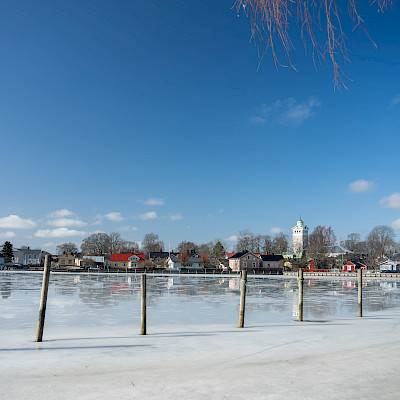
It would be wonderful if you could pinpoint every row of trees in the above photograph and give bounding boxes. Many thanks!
[235,230,289,254]
[58,233,227,262]
[340,226,399,268]
[57,233,140,257]
[306,225,399,268]
[174,240,226,261]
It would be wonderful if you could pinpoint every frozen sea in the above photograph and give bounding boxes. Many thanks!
[2,271,400,331]
[2,271,400,399]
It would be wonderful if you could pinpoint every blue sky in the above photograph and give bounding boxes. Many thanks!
[0,0,399,252]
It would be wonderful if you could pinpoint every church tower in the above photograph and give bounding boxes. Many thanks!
[292,216,308,255]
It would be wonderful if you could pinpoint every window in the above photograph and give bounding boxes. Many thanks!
[114,262,118,267]
[247,255,250,260]
[123,262,126,267]
[243,262,247,268]
[252,262,256,268]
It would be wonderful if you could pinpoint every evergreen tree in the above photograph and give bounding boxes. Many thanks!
[2,241,14,264]
[212,241,226,260]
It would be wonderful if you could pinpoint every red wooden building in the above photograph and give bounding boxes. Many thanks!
[342,261,367,272]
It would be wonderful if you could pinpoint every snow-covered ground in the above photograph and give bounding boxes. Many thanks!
[1,272,400,399]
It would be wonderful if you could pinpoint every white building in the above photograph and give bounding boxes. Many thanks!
[379,260,399,272]
[167,255,203,270]
[13,247,42,265]
[292,217,308,255]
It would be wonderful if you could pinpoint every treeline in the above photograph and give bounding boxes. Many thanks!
[56,232,227,261]
[234,230,290,254]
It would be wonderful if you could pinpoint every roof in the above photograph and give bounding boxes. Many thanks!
[227,253,237,259]
[135,253,145,261]
[15,248,42,255]
[149,251,177,259]
[228,251,247,259]
[110,253,134,262]
[229,251,257,259]
[169,256,201,263]
[344,261,367,267]
[260,255,284,261]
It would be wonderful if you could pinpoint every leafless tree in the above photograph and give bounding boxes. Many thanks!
[81,233,111,256]
[236,230,288,254]
[176,241,198,254]
[366,225,395,261]
[109,232,126,253]
[272,233,289,254]
[56,242,78,255]
[142,233,164,258]
[197,242,213,257]
[236,230,255,252]
[341,233,362,253]
[235,0,396,88]
[121,241,140,253]
[307,225,336,261]
[261,234,273,254]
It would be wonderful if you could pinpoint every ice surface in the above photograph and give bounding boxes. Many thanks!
[1,272,400,399]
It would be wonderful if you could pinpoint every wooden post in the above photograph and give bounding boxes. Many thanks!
[358,268,362,317]
[141,274,146,335]
[238,270,247,328]
[35,255,51,342]
[298,269,304,322]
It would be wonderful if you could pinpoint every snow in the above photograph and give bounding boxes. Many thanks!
[1,272,400,399]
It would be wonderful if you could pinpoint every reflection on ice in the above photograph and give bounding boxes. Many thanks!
[1,272,400,330]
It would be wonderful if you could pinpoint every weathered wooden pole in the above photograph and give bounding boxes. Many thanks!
[358,268,363,317]
[35,255,51,342]
[298,269,304,322]
[141,273,146,335]
[238,270,247,328]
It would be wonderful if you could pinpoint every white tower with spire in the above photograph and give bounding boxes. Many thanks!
[292,216,308,255]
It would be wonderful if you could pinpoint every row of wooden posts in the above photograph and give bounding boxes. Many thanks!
[35,256,364,341]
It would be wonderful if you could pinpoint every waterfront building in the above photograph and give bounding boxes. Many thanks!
[379,260,399,273]
[259,254,284,270]
[342,261,367,272]
[110,252,145,269]
[57,254,76,268]
[291,217,309,255]
[167,255,203,270]
[13,247,42,266]
[228,251,261,271]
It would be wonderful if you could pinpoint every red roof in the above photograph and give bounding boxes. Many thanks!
[110,252,146,262]
[110,253,134,262]
[227,253,237,259]
[135,253,145,261]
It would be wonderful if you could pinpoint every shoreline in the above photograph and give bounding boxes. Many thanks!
[2,269,400,280]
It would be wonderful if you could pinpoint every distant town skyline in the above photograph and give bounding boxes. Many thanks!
[1,1,400,253]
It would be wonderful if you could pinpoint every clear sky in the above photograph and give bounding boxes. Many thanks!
[0,0,399,253]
